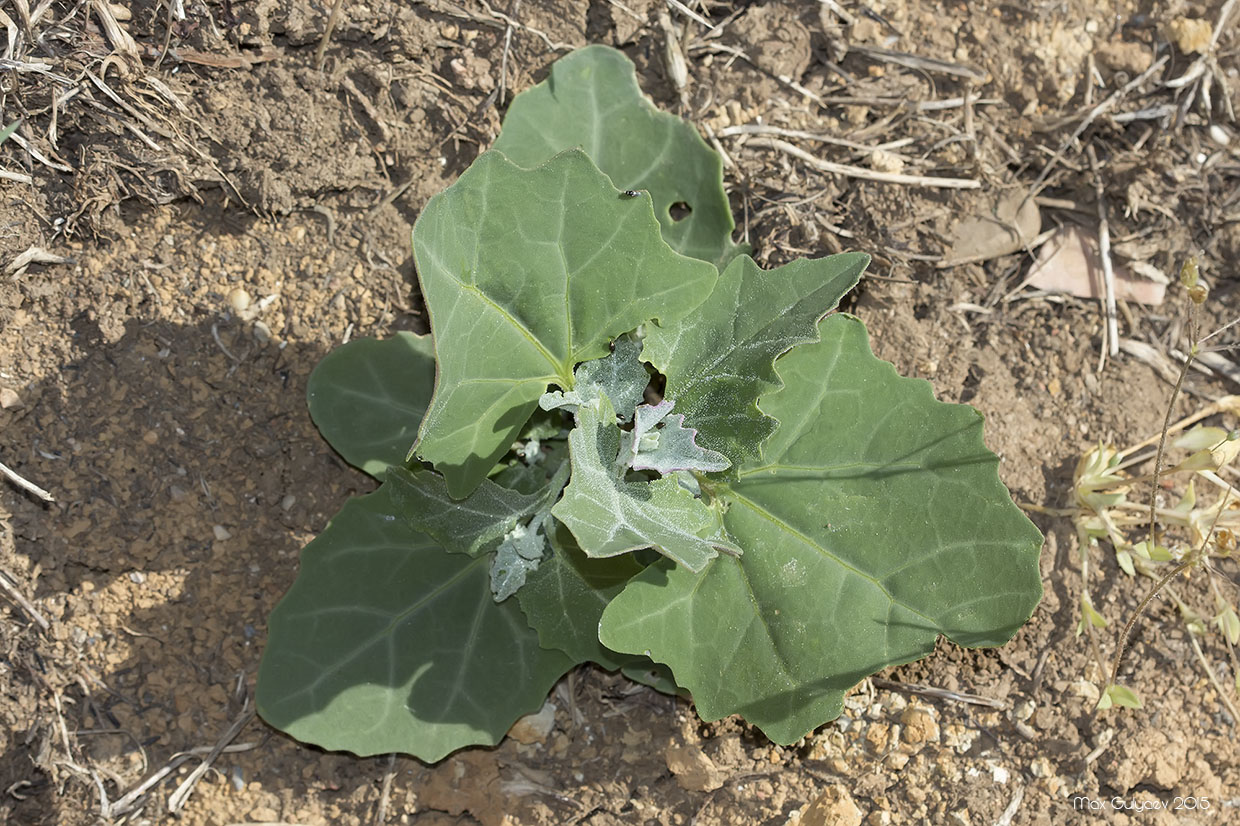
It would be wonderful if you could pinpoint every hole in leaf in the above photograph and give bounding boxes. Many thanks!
[644,369,666,406]
[668,201,692,222]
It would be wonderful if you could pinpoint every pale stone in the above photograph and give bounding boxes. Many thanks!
[800,785,863,826]
[508,701,556,745]
[665,742,724,792]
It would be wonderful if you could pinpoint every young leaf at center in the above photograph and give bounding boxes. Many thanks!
[553,391,740,572]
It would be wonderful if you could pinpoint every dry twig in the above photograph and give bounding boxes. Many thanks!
[0,568,49,631]
[746,136,979,189]
[108,740,258,816]
[316,0,348,72]
[1030,56,1169,195]
[0,458,54,502]
[1087,146,1119,362]
[849,45,986,82]
[870,677,1007,709]
[372,753,398,825]
[167,706,257,811]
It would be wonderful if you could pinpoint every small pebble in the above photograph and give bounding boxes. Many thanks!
[280,494,296,511]
[1168,17,1212,55]
[213,525,232,541]
[227,288,252,314]
[128,571,146,584]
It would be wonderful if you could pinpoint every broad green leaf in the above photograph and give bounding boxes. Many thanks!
[307,333,436,478]
[621,661,684,696]
[385,465,564,558]
[643,253,869,464]
[552,392,740,572]
[517,524,683,692]
[493,44,745,269]
[257,482,572,761]
[518,522,646,668]
[411,149,717,499]
[600,314,1043,744]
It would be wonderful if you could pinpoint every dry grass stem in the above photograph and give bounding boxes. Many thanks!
[166,707,257,811]
[849,45,986,81]
[372,753,398,825]
[748,136,979,189]
[717,123,913,157]
[0,458,54,502]
[108,741,258,816]
[1119,338,1187,385]
[869,678,1007,709]
[1175,348,1240,386]
[1087,146,1119,361]
[665,0,713,29]
[316,0,349,72]
[0,567,49,630]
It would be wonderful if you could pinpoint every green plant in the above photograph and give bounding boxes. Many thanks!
[256,46,1043,762]
[1053,259,1240,715]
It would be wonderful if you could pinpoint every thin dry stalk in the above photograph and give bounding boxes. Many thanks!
[869,677,1006,709]
[1087,146,1119,361]
[717,123,913,157]
[746,136,979,189]
[497,0,518,106]
[0,568,49,630]
[1108,557,1195,693]
[665,0,712,29]
[166,706,257,811]
[372,753,398,825]
[849,45,986,81]
[995,786,1025,826]
[0,458,54,501]
[108,741,258,816]
[316,0,348,72]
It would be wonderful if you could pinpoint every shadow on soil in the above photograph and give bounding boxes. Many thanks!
[0,311,382,823]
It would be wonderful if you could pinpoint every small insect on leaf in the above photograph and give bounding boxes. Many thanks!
[622,189,643,197]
